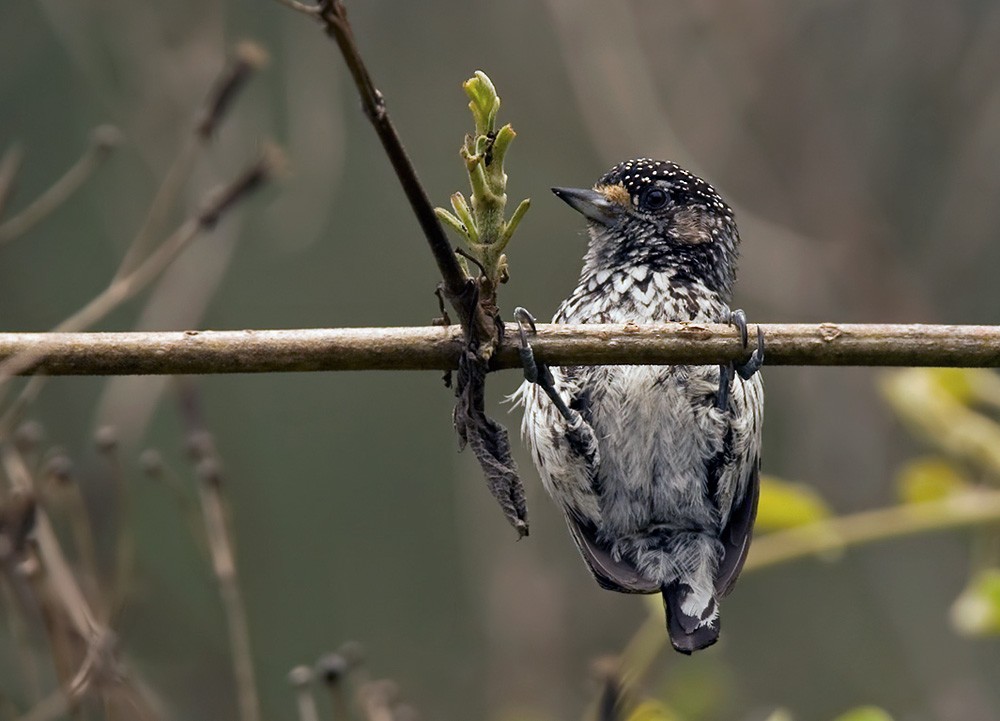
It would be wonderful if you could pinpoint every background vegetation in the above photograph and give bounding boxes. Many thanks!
[2,1,1000,720]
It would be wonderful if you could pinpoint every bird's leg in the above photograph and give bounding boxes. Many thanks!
[514,307,574,421]
[716,309,765,410]
[514,307,600,464]
[716,362,735,412]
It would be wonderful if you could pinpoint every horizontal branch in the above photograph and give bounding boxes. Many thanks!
[0,323,998,376]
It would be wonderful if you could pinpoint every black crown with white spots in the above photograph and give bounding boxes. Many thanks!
[588,159,740,301]
[598,158,734,218]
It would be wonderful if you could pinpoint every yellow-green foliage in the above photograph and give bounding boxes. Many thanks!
[831,706,895,721]
[624,701,682,721]
[951,567,1000,636]
[895,457,970,504]
[881,369,1000,475]
[756,475,832,531]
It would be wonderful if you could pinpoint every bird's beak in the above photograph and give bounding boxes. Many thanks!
[551,187,621,227]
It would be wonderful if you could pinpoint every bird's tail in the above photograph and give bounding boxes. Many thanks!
[661,582,720,654]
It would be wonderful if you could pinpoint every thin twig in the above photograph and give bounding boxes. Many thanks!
[1,447,99,639]
[0,144,25,219]
[177,380,260,721]
[0,143,285,423]
[0,47,273,441]
[745,488,1000,571]
[114,41,268,281]
[93,427,135,623]
[356,681,398,721]
[290,0,490,340]
[289,666,320,721]
[0,560,44,704]
[140,449,211,566]
[1,445,162,721]
[271,0,321,17]
[0,323,997,376]
[315,650,358,721]
[40,453,101,603]
[0,127,121,246]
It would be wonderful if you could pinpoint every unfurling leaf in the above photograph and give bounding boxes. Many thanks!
[436,70,529,294]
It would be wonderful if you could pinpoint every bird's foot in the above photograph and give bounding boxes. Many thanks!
[716,309,764,411]
[515,307,600,465]
[514,307,575,423]
[732,309,765,380]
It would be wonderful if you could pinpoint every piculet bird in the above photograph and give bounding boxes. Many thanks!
[514,158,764,654]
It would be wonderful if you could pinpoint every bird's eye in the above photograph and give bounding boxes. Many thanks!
[642,187,668,211]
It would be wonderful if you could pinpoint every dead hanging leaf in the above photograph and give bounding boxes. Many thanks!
[447,281,527,537]
[454,347,528,537]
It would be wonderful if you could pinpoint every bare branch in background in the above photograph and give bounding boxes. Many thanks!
[113,40,270,281]
[0,41,275,441]
[1,446,164,721]
[288,666,320,721]
[0,144,25,219]
[300,0,487,337]
[0,127,121,247]
[0,143,286,428]
[176,379,260,721]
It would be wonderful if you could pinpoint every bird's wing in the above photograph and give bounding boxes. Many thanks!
[566,514,660,594]
[713,459,760,597]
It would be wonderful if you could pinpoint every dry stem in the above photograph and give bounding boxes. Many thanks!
[0,323,997,376]
[0,144,285,428]
[178,381,260,721]
[0,127,120,247]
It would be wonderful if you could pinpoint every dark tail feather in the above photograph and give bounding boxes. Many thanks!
[661,583,719,654]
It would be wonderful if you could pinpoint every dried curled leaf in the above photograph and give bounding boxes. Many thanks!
[454,349,528,537]
[448,281,528,537]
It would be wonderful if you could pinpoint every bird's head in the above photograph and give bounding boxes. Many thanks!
[553,159,741,299]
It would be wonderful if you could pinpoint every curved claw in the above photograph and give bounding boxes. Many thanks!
[514,307,540,384]
[514,305,576,423]
[735,325,765,381]
[718,309,764,408]
[514,306,537,347]
[730,308,749,348]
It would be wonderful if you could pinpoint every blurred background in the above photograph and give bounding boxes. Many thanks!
[2,1,1000,720]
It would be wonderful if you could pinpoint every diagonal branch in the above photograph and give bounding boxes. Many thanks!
[290,0,527,533]
[310,0,489,338]
[0,323,997,375]
[0,127,121,247]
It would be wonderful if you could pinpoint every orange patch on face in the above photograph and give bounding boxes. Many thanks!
[595,182,631,208]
